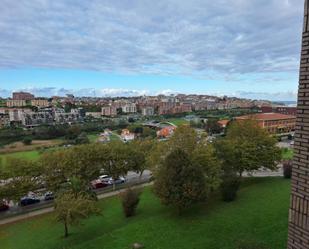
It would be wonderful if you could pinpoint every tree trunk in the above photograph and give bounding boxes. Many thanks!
[113,182,116,191]
[64,221,69,238]
[139,171,144,181]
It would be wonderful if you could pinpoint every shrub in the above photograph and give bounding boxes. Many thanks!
[283,160,292,179]
[120,188,141,217]
[221,173,241,202]
[22,137,32,145]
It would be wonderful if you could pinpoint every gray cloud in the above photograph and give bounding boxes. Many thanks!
[0,0,304,76]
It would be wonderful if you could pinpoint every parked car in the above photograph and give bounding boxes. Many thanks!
[108,177,126,185]
[99,175,111,183]
[44,191,54,201]
[0,202,9,212]
[91,179,109,189]
[20,197,40,206]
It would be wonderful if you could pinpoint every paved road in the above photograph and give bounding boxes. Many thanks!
[0,171,152,222]
[0,182,153,226]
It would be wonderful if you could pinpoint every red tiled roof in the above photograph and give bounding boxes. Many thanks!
[236,113,296,121]
[218,119,230,126]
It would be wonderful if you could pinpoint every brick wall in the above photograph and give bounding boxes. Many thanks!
[288,1,309,248]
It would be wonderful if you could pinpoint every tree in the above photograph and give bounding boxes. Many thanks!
[75,132,90,144]
[0,158,42,203]
[130,139,155,180]
[101,141,131,190]
[154,149,207,214]
[22,137,32,145]
[168,125,198,155]
[54,192,100,237]
[119,188,141,217]
[41,144,104,193]
[192,144,222,193]
[206,118,223,134]
[216,120,281,176]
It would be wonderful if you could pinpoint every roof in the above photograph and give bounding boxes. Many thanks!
[218,119,230,126]
[236,113,296,121]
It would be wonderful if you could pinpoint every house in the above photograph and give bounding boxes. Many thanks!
[217,119,230,128]
[121,129,135,142]
[157,126,176,138]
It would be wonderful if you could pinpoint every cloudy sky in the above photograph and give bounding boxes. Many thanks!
[0,0,305,100]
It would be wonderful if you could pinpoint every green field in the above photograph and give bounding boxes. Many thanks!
[165,118,189,126]
[0,177,290,249]
[0,151,41,167]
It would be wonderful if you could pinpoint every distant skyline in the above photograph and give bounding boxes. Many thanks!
[0,0,304,101]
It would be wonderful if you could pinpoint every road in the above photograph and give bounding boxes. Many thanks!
[0,170,152,224]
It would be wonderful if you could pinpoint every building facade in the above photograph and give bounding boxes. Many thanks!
[236,113,296,134]
[288,1,309,248]
[12,92,34,100]
[6,99,27,107]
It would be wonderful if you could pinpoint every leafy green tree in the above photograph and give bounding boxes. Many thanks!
[154,149,207,214]
[216,120,281,176]
[192,144,222,192]
[0,158,42,203]
[22,137,32,145]
[101,141,131,190]
[41,144,104,193]
[168,125,198,155]
[119,188,141,217]
[54,192,100,237]
[75,132,90,144]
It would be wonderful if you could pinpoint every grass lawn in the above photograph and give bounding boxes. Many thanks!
[165,118,189,126]
[282,148,294,160]
[0,177,290,249]
[87,134,100,143]
[0,150,41,168]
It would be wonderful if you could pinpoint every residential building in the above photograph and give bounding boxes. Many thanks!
[121,103,137,113]
[236,113,296,134]
[31,98,50,107]
[157,126,176,138]
[121,129,135,141]
[141,106,154,116]
[21,111,54,127]
[102,106,117,117]
[6,99,27,107]
[85,112,102,118]
[12,92,34,100]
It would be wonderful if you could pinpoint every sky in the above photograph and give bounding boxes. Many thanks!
[0,0,305,100]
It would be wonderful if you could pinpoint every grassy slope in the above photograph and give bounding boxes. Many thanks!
[0,177,290,249]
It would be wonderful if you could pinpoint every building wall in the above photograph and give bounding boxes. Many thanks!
[288,1,309,248]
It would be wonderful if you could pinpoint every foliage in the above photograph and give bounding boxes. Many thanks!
[75,132,90,144]
[0,178,290,249]
[154,149,207,214]
[22,137,32,145]
[54,191,100,237]
[216,120,281,176]
[237,239,269,249]
[119,188,141,217]
[221,172,241,202]
[192,144,222,192]
[283,160,292,179]
[0,157,42,203]
[205,118,223,134]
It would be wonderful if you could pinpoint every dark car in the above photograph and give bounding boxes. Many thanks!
[91,179,109,189]
[20,197,40,206]
[0,202,9,212]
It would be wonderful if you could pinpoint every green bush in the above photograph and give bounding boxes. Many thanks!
[119,188,141,217]
[22,137,33,145]
[221,173,240,202]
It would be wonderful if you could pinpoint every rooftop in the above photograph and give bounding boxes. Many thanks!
[236,113,296,121]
